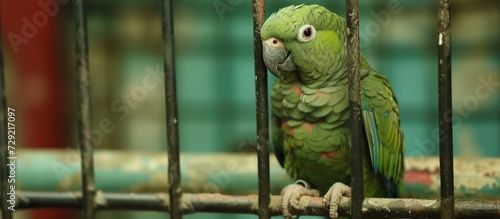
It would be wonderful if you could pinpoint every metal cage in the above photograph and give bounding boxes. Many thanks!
[1,0,499,218]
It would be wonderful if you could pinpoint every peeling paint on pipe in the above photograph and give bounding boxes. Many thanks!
[10,150,500,199]
[16,192,500,218]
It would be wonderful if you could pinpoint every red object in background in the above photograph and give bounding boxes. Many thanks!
[404,171,433,185]
[1,0,73,218]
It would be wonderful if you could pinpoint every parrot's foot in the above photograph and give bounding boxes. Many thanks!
[280,180,320,219]
[322,182,351,219]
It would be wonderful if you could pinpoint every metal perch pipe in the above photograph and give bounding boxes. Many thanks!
[8,150,500,200]
[16,192,500,218]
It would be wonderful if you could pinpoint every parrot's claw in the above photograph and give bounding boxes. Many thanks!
[280,180,320,219]
[322,182,351,219]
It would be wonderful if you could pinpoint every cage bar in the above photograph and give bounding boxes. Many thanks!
[345,0,364,218]
[73,0,96,218]
[0,9,14,219]
[252,0,270,218]
[16,192,500,218]
[160,0,182,218]
[437,0,454,218]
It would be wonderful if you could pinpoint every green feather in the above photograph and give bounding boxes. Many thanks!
[308,92,330,107]
[297,102,315,113]
[312,105,333,117]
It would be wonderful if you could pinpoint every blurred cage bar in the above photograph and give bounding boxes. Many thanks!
[74,0,97,218]
[0,5,12,219]
[1,0,500,219]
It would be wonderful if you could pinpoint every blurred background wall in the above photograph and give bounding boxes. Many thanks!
[1,0,498,218]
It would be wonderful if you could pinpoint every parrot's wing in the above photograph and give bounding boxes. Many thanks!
[361,73,405,183]
[271,115,286,168]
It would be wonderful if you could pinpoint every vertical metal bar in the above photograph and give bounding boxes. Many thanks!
[74,0,96,218]
[253,0,270,218]
[160,0,182,218]
[438,0,454,218]
[0,9,14,219]
[345,0,364,218]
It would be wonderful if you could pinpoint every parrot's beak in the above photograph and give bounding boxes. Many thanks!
[262,38,296,79]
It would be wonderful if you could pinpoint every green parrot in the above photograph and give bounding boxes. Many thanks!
[260,4,405,219]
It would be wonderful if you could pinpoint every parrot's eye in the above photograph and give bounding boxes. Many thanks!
[304,28,312,37]
[297,24,316,42]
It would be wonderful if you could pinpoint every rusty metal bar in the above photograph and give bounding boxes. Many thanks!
[160,0,182,217]
[15,192,500,218]
[438,0,454,218]
[252,0,270,218]
[345,0,364,218]
[74,0,96,218]
[0,8,14,219]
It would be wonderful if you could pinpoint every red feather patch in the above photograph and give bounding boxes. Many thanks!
[320,149,339,159]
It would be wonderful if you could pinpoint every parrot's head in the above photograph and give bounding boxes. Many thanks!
[261,4,344,81]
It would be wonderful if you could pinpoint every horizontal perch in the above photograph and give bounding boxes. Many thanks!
[16,192,500,218]
[8,149,500,199]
